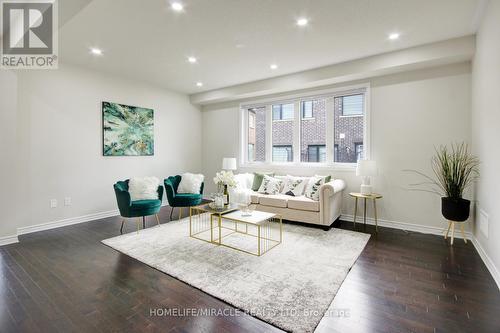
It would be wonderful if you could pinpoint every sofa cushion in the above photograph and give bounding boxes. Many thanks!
[287,196,320,212]
[172,193,203,206]
[259,194,288,208]
[130,199,162,215]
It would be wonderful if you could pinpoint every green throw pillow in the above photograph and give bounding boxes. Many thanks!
[315,174,331,183]
[252,172,274,191]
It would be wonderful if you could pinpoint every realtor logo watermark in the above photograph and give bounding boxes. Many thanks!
[1,0,58,69]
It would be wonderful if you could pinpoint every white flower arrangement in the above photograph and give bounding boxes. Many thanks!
[213,170,237,192]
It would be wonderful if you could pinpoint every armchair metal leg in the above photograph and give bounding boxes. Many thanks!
[142,216,146,229]
[120,219,125,234]
[136,218,141,233]
[155,214,160,226]
[169,207,174,220]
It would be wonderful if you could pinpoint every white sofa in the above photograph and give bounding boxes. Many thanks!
[230,174,346,229]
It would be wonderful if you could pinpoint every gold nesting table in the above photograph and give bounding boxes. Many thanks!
[189,204,282,256]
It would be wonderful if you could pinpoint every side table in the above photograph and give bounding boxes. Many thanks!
[349,192,383,232]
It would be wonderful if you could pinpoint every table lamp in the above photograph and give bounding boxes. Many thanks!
[356,160,377,195]
[222,157,237,171]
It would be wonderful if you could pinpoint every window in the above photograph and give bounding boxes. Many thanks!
[301,98,327,162]
[355,143,364,161]
[272,103,294,120]
[334,94,365,163]
[341,94,364,116]
[273,145,293,162]
[242,85,368,166]
[249,112,255,128]
[247,107,266,162]
[307,145,326,163]
[272,103,294,162]
[302,101,313,118]
[248,143,255,161]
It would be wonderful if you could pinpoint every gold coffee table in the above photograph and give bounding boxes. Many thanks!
[189,203,239,243]
[190,204,282,256]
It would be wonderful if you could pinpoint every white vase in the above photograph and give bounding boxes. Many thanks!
[214,194,224,208]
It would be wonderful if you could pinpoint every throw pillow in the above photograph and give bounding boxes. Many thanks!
[275,175,288,192]
[234,173,248,189]
[251,172,274,191]
[304,176,325,201]
[315,174,332,183]
[258,175,283,195]
[178,173,204,194]
[129,177,160,201]
[281,175,307,196]
[234,173,255,190]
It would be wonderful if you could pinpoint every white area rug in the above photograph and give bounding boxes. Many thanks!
[102,217,370,333]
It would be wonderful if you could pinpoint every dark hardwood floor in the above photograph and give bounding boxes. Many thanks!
[1,207,499,333]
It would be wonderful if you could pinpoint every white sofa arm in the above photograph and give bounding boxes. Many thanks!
[319,179,346,226]
[320,179,346,197]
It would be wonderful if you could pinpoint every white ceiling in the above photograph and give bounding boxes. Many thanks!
[59,0,482,94]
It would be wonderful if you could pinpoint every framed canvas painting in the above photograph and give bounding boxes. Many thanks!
[102,101,154,156]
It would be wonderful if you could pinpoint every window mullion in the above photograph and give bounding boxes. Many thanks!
[241,108,247,164]
[265,104,272,163]
[293,100,301,163]
[364,89,371,160]
[326,97,335,163]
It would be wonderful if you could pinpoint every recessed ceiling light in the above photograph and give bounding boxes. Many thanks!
[188,56,197,63]
[90,47,102,55]
[388,32,400,40]
[270,64,278,70]
[196,82,203,87]
[171,2,183,11]
[296,18,308,26]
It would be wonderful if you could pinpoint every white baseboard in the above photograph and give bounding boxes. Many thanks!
[16,203,170,237]
[471,236,500,290]
[340,214,473,239]
[341,214,499,290]
[17,209,120,236]
[0,234,19,246]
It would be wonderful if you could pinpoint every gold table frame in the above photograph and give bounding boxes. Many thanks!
[189,204,282,256]
[349,192,383,232]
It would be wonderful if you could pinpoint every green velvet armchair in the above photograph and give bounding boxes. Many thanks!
[114,180,164,234]
[164,175,204,220]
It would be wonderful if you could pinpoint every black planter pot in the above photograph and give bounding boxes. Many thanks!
[441,197,470,222]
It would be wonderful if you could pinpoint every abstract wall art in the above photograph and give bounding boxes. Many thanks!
[102,101,154,156]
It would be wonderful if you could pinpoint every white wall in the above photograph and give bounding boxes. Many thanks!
[0,64,202,239]
[471,0,500,284]
[0,70,25,242]
[202,63,471,230]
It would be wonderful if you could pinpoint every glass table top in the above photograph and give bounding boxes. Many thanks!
[195,203,240,215]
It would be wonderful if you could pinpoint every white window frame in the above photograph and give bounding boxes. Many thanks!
[239,83,371,170]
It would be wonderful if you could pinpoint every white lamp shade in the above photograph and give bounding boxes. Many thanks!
[222,157,237,170]
[356,160,378,177]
